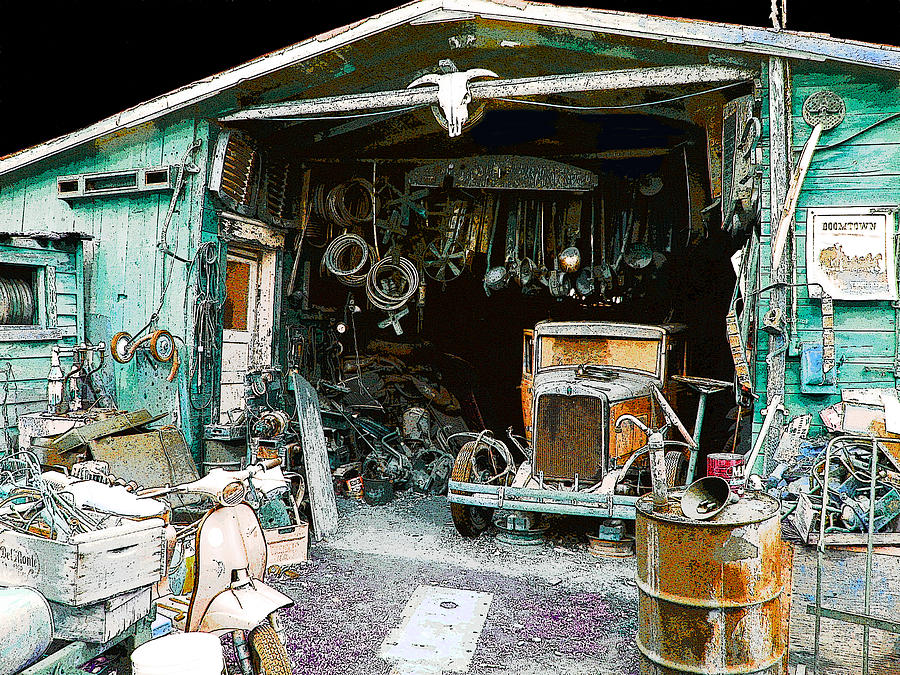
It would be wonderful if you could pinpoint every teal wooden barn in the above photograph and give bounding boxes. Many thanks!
[1,0,899,484]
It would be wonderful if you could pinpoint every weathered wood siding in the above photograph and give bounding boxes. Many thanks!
[755,63,900,438]
[0,117,212,457]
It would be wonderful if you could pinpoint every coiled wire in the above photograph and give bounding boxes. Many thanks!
[366,256,419,311]
[324,179,376,229]
[323,233,372,287]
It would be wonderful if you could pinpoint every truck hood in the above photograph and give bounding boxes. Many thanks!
[532,368,661,402]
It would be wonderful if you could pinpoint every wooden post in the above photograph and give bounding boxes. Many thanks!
[764,56,792,464]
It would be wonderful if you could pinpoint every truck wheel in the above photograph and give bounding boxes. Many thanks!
[450,441,493,537]
[249,621,292,675]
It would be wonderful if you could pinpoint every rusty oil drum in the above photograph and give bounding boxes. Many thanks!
[636,490,789,674]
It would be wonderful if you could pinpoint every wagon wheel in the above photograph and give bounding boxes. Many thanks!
[424,238,466,282]
[449,441,494,538]
[110,332,134,363]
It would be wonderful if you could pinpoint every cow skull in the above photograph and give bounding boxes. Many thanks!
[408,68,498,137]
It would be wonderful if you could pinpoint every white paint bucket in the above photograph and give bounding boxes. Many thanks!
[131,632,225,675]
[0,586,53,673]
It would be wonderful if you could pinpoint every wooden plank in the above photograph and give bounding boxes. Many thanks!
[291,372,339,540]
[0,246,75,273]
[222,64,756,120]
[763,56,792,464]
[48,410,155,452]
[20,614,151,675]
[49,585,151,642]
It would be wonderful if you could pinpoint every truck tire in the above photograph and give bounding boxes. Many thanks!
[249,621,291,675]
[450,441,493,537]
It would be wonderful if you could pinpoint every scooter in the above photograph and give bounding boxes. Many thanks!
[142,458,293,675]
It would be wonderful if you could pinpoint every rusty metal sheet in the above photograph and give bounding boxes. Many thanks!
[45,410,160,452]
[89,427,199,488]
[407,155,598,191]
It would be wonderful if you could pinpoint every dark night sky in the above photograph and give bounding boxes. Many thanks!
[1,0,898,158]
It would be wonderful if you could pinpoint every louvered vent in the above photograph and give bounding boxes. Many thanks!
[263,158,293,222]
[210,130,260,215]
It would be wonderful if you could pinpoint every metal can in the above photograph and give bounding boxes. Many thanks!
[707,452,745,492]
[636,491,789,674]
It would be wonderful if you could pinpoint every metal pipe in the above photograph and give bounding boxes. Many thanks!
[743,394,783,486]
[863,438,878,675]
[686,393,707,483]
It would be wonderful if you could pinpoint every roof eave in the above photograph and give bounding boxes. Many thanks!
[3,0,900,178]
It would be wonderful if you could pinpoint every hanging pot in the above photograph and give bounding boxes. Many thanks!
[518,258,536,287]
[575,268,595,297]
[623,243,652,269]
[484,266,509,293]
[558,247,582,273]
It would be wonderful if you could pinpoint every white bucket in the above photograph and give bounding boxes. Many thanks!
[131,632,225,675]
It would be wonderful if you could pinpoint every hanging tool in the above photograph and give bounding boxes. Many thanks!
[483,197,507,294]
[772,90,846,269]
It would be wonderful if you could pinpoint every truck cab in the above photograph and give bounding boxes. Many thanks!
[449,320,696,536]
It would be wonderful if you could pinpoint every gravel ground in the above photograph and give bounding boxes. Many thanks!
[259,492,642,675]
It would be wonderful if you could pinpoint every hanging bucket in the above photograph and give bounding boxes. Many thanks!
[0,587,52,673]
[131,632,225,675]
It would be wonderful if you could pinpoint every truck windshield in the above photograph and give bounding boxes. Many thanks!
[538,335,661,376]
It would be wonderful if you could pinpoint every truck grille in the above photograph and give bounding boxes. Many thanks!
[534,395,606,482]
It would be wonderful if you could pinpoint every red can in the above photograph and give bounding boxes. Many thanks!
[706,452,744,493]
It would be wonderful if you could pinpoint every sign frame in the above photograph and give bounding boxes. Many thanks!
[806,206,898,301]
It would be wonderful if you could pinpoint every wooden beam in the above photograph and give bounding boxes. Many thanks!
[220,64,756,121]
[764,56,792,465]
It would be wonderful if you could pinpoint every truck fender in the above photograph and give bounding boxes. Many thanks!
[197,582,292,633]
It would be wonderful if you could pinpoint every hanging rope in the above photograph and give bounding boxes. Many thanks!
[184,241,224,411]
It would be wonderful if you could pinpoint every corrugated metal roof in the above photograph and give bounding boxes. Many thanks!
[2,0,899,178]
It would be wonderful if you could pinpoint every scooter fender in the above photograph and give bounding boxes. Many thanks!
[198,581,292,634]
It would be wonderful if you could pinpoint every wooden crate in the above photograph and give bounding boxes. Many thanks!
[265,520,309,566]
[0,518,166,606]
[49,585,152,642]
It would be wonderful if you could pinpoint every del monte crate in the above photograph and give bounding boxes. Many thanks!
[0,517,166,606]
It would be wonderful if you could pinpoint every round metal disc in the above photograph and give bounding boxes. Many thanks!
[17,279,34,323]
[802,90,845,131]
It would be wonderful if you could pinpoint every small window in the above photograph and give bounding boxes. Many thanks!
[523,331,534,376]
[0,265,38,326]
[223,258,252,332]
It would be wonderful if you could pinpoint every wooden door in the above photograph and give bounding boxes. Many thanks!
[220,250,261,421]
[521,329,534,441]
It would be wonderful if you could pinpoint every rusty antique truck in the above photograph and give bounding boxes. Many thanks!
[447,320,730,537]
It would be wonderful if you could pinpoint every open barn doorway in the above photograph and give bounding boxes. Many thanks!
[215,75,758,529]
